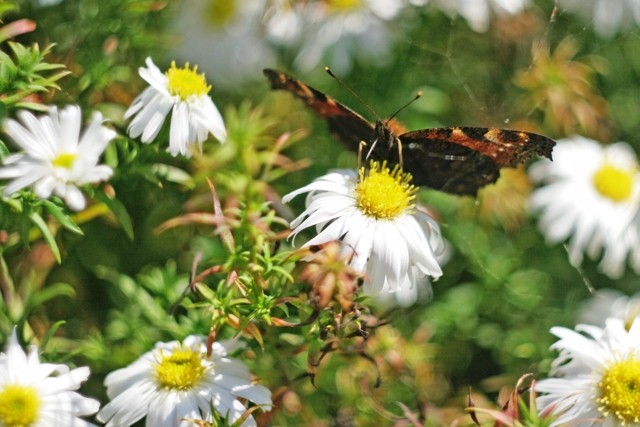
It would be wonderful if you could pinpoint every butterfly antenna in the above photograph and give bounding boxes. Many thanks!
[325,67,381,121]
[386,91,423,123]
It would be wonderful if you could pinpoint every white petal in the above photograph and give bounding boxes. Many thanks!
[169,103,190,156]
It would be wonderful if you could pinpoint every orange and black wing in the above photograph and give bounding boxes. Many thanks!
[263,68,374,153]
[264,69,556,196]
[396,127,555,195]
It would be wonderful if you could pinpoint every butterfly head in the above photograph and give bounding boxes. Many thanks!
[373,120,399,152]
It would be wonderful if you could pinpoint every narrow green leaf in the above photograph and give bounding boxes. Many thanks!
[41,200,83,235]
[39,320,66,352]
[29,211,61,263]
[94,191,134,240]
[25,282,75,310]
[151,163,195,188]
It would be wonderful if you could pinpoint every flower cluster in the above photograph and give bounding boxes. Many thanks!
[97,336,271,427]
[5,0,640,424]
[172,0,547,86]
[0,330,271,427]
[0,58,226,211]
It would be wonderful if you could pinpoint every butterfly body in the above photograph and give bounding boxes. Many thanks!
[264,68,555,195]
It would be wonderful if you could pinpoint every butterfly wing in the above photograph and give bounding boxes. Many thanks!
[263,68,375,153]
[264,69,556,195]
[397,127,555,195]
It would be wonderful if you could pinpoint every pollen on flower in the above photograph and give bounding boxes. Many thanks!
[327,0,362,11]
[355,161,416,220]
[51,152,77,170]
[597,358,640,424]
[0,384,41,427]
[593,163,635,202]
[166,61,211,101]
[154,347,207,391]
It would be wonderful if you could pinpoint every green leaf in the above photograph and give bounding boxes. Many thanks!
[13,101,49,112]
[0,139,8,157]
[0,3,17,16]
[151,163,195,188]
[24,283,75,319]
[94,191,134,240]
[41,200,83,235]
[39,320,66,352]
[29,211,61,263]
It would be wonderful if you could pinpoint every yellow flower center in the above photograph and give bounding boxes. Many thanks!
[0,385,41,427]
[592,163,635,202]
[51,152,76,170]
[154,347,207,391]
[326,0,362,11]
[206,0,237,27]
[355,161,416,220]
[597,358,640,424]
[166,62,211,101]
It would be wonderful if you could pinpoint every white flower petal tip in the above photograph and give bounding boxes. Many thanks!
[125,57,227,157]
[0,105,115,211]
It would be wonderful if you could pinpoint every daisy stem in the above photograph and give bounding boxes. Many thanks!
[0,254,14,309]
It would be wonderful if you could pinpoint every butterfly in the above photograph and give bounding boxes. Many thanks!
[263,68,555,196]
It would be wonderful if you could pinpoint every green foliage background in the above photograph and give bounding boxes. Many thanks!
[1,0,639,425]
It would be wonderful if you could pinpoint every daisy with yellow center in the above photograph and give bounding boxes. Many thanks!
[0,328,100,426]
[529,135,640,278]
[268,0,405,73]
[283,161,444,293]
[97,335,271,427]
[0,105,115,211]
[124,57,227,157]
[536,318,640,426]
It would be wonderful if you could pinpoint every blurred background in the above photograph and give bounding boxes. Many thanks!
[2,0,640,425]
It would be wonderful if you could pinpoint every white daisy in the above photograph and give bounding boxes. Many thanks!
[536,318,640,426]
[579,289,640,331]
[427,0,532,32]
[558,0,640,38]
[529,135,640,278]
[0,328,100,426]
[125,57,227,157]
[171,0,275,87]
[266,0,405,74]
[283,162,444,293]
[96,335,271,427]
[0,105,115,211]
